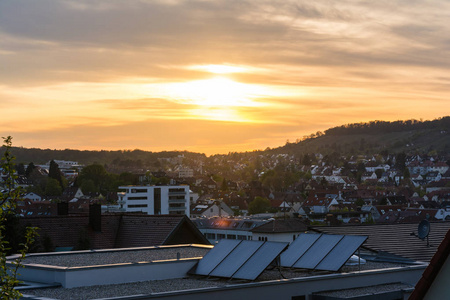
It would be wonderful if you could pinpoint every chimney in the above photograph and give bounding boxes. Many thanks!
[57,202,68,216]
[89,203,102,232]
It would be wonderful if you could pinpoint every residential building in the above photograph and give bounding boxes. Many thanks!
[251,218,309,242]
[193,217,267,243]
[178,166,194,178]
[18,212,209,251]
[117,185,190,216]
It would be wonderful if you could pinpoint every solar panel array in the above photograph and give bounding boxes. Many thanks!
[280,233,367,271]
[191,240,288,280]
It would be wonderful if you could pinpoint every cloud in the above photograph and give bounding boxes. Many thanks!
[1,0,450,154]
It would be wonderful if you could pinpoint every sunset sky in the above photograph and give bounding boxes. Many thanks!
[1,0,449,155]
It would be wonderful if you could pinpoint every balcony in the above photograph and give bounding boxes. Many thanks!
[168,191,186,196]
[168,206,186,211]
[168,199,186,204]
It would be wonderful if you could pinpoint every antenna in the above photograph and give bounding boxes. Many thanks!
[417,219,430,240]
[410,219,431,247]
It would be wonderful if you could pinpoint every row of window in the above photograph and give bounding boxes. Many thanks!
[128,204,148,208]
[131,189,148,193]
[127,196,148,200]
[169,188,186,193]
[205,233,251,241]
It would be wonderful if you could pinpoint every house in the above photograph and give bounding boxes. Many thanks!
[62,186,84,201]
[192,217,267,243]
[361,172,377,182]
[178,166,194,178]
[23,192,42,202]
[251,218,309,242]
[426,171,441,183]
[361,204,381,220]
[18,212,209,252]
[190,201,233,218]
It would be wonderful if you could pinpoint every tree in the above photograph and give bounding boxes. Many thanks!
[45,178,63,196]
[48,160,63,187]
[80,179,97,194]
[221,178,228,191]
[302,154,312,166]
[76,164,111,195]
[25,162,36,178]
[1,136,37,299]
[248,196,271,215]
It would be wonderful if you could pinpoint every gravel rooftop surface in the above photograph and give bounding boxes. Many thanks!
[314,282,414,297]
[22,246,211,267]
[21,261,409,300]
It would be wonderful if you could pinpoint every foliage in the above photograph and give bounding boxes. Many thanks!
[48,160,63,187]
[364,215,375,224]
[324,117,450,136]
[355,198,365,207]
[45,178,63,196]
[248,196,271,215]
[76,164,112,195]
[1,136,37,299]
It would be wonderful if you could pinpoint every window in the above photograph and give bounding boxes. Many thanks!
[128,196,148,200]
[128,204,148,208]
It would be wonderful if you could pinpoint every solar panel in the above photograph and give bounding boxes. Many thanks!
[293,234,344,269]
[192,239,241,276]
[232,241,289,280]
[315,235,368,271]
[209,240,263,278]
[280,233,322,267]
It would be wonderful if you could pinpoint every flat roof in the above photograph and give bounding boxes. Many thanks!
[18,245,418,300]
[21,245,211,267]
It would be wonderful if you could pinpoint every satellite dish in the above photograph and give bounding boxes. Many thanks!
[418,219,430,240]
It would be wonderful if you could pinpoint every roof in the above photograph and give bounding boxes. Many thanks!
[251,218,308,233]
[410,228,450,299]
[193,218,267,231]
[19,214,210,251]
[311,222,450,262]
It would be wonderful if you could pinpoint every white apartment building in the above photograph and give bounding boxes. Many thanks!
[117,185,190,217]
[178,166,194,178]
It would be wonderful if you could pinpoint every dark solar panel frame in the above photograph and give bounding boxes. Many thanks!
[209,240,264,278]
[192,239,241,276]
[315,235,368,271]
[293,234,344,269]
[232,241,289,280]
[280,233,322,267]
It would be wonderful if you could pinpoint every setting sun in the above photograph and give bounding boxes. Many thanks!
[156,77,268,107]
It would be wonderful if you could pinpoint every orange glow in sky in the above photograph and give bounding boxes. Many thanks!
[0,0,449,154]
